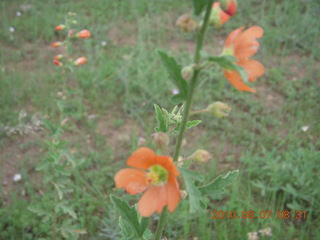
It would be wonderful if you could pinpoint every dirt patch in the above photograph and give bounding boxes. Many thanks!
[1,133,43,205]
[108,24,138,46]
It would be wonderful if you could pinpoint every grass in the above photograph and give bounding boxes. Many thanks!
[1,0,319,239]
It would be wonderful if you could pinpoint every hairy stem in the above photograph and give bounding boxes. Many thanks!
[154,1,214,239]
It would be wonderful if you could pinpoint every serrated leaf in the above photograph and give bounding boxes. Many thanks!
[157,50,188,100]
[186,120,201,129]
[110,195,140,236]
[55,203,77,219]
[28,206,48,217]
[119,217,135,239]
[199,170,239,196]
[180,169,202,213]
[62,150,76,167]
[154,104,166,132]
[142,228,152,240]
[209,56,248,83]
[192,0,209,15]
[179,167,204,182]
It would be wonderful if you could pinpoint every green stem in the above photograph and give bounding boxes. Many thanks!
[154,1,214,240]
[153,207,168,240]
[173,0,213,162]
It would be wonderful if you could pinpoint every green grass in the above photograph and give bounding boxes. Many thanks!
[1,0,319,239]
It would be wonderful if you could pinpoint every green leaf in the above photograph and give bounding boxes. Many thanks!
[119,217,135,239]
[55,203,77,219]
[110,195,140,236]
[192,0,209,16]
[154,104,166,132]
[186,120,201,129]
[209,56,248,83]
[179,167,204,182]
[142,229,152,240]
[180,169,202,213]
[170,94,185,104]
[157,50,188,100]
[199,170,239,196]
[139,215,150,238]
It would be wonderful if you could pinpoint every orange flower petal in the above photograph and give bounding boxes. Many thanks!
[138,186,165,217]
[234,26,263,58]
[225,26,244,47]
[238,59,265,82]
[127,147,157,170]
[114,169,147,195]
[155,155,180,176]
[235,39,260,59]
[238,26,264,42]
[224,70,256,93]
[166,175,181,212]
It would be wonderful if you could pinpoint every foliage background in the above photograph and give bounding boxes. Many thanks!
[0,0,319,239]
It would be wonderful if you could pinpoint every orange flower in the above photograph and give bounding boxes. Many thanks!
[209,2,230,27]
[74,57,87,66]
[55,25,65,31]
[222,26,265,93]
[77,30,90,38]
[114,147,181,217]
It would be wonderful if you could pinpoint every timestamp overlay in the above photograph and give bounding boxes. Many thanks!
[211,210,307,220]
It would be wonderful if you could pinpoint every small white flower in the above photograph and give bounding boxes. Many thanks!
[258,227,272,236]
[247,232,259,240]
[13,173,22,182]
[9,27,15,32]
[16,11,22,16]
[172,89,179,95]
[101,41,107,46]
[301,126,309,132]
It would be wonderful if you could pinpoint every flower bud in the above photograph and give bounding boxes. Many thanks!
[68,29,75,37]
[190,149,212,163]
[53,59,63,66]
[176,14,198,32]
[71,20,78,25]
[55,24,65,31]
[220,0,237,16]
[180,190,188,199]
[151,132,169,150]
[77,30,91,38]
[209,2,231,27]
[74,57,87,66]
[206,102,231,118]
[181,64,195,80]
[53,54,63,60]
[51,41,63,47]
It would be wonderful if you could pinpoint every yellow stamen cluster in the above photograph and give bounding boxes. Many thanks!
[145,165,168,186]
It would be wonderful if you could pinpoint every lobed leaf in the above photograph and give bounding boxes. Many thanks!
[199,170,239,196]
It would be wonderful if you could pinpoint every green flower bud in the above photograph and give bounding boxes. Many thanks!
[206,102,231,118]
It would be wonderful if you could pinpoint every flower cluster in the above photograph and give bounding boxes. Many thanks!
[51,13,90,67]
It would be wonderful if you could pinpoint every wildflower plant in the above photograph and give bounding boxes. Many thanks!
[28,12,90,239]
[112,0,265,239]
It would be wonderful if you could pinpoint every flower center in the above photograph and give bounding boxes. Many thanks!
[221,46,234,56]
[146,165,168,186]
